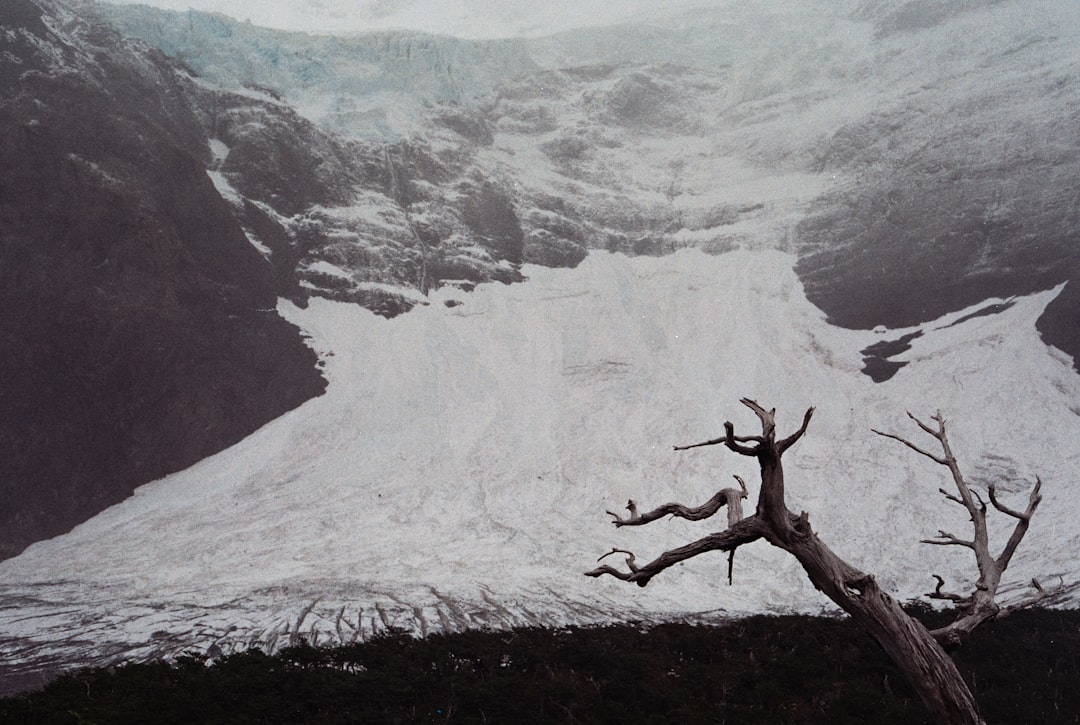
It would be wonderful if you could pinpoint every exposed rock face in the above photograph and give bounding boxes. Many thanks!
[0,0,326,559]
[93,1,1080,371]
[792,1,1080,361]
[796,78,1080,349]
[0,0,564,560]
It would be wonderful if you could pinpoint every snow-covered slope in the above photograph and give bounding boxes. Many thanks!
[2,248,1078,682]
[3,0,1080,690]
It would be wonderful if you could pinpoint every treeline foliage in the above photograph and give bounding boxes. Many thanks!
[3,609,1078,724]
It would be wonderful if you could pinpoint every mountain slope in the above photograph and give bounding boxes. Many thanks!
[0,0,326,559]
[0,0,553,559]
[98,0,1080,366]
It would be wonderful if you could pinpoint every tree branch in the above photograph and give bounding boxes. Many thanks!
[987,479,1039,521]
[872,428,948,465]
[921,531,976,549]
[673,435,726,451]
[675,432,762,452]
[970,488,987,514]
[998,576,1080,617]
[938,487,965,506]
[927,575,971,606]
[585,517,766,587]
[739,398,776,440]
[908,410,944,438]
[586,548,641,580]
[606,477,749,527]
[778,406,816,453]
[722,421,760,456]
[994,478,1042,570]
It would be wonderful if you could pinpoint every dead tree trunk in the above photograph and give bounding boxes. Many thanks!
[873,411,1055,649]
[587,400,1070,725]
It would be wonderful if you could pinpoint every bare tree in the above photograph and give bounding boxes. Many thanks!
[586,400,1072,725]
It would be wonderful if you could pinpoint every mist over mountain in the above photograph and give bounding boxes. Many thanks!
[1,0,1078,691]
[97,0,1080,349]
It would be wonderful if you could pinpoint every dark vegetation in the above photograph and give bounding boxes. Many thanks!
[3,608,1078,724]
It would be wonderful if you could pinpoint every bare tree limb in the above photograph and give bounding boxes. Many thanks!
[587,549,641,581]
[597,548,640,569]
[723,420,760,456]
[586,517,766,586]
[908,410,943,438]
[927,575,971,606]
[994,478,1042,571]
[675,433,762,451]
[606,476,749,528]
[739,398,776,441]
[987,479,1039,521]
[778,406,816,453]
[921,531,976,549]
[673,435,726,451]
[970,488,987,513]
[872,428,948,465]
[998,577,1080,617]
[939,487,965,506]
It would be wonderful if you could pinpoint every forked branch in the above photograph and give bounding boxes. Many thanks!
[876,411,1052,648]
[927,575,972,606]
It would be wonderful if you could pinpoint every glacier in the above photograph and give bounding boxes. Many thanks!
[2,247,1078,683]
[3,0,1080,692]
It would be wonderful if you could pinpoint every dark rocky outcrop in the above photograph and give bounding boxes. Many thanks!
[0,0,326,560]
[795,35,1080,367]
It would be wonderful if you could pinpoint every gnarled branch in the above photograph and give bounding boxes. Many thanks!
[606,476,749,528]
[927,575,971,606]
[585,517,766,587]
[724,421,760,456]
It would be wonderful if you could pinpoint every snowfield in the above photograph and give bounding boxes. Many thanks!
[3,0,1079,691]
[2,248,1078,676]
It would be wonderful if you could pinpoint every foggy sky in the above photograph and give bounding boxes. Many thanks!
[101,0,715,37]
